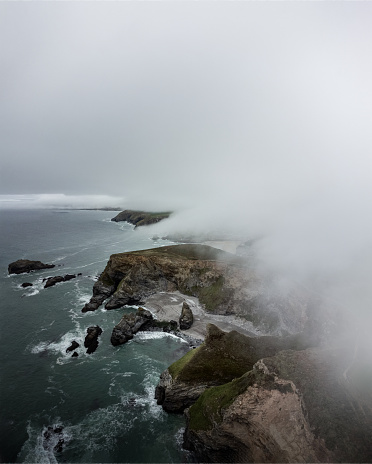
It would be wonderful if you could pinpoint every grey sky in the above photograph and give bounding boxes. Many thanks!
[1,1,372,337]
[1,2,371,205]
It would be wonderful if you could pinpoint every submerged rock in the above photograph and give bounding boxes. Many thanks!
[84,326,102,354]
[43,425,65,453]
[179,301,193,330]
[21,282,33,288]
[8,259,55,275]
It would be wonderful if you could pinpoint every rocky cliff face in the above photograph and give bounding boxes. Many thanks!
[82,245,310,335]
[155,324,315,413]
[179,333,372,463]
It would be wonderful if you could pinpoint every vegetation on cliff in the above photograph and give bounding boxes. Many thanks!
[183,344,372,463]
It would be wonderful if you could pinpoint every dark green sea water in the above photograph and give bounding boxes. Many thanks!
[0,209,190,463]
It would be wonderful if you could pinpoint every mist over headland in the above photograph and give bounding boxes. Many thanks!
[1,2,372,349]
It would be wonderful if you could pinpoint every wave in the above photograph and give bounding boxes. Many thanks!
[29,328,86,364]
[133,331,188,343]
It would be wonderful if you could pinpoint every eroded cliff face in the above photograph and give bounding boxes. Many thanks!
[155,324,315,413]
[82,244,310,335]
[183,346,372,463]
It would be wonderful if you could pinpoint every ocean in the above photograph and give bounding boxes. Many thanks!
[0,209,191,463]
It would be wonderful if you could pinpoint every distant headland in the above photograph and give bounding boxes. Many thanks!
[111,210,171,228]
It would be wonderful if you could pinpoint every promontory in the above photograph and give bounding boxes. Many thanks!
[111,209,171,228]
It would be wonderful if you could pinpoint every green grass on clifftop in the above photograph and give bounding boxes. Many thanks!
[128,244,242,263]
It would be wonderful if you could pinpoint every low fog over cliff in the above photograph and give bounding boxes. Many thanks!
[2,2,371,362]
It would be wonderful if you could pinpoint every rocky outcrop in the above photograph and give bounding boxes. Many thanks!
[179,301,193,329]
[44,274,77,288]
[82,280,116,312]
[183,347,372,463]
[66,341,80,353]
[8,259,55,275]
[111,308,184,346]
[82,244,309,335]
[111,210,171,228]
[84,326,102,354]
[155,324,313,413]
[111,308,154,346]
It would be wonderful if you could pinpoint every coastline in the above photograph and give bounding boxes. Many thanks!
[143,290,259,340]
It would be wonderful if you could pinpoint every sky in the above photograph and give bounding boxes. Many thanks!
[1,2,372,331]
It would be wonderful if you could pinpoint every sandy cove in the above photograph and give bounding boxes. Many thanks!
[143,290,259,341]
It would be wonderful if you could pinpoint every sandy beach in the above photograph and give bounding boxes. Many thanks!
[143,290,258,341]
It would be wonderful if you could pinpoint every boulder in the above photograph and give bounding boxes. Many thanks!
[44,276,65,288]
[111,308,153,346]
[44,274,77,288]
[21,282,33,288]
[66,341,80,353]
[84,326,102,354]
[71,352,79,358]
[179,301,193,329]
[8,259,55,275]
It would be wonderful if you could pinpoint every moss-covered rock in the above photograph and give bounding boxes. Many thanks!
[155,324,315,413]
[184,347,372,463]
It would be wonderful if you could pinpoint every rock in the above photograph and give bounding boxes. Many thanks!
[155,324,314,413]
[111,308,154,346]
[84,326,102,354]
[8,259,55,275]
[44,276,65,288]
[43,425,65,453]
[82,280,115,312]
[179,301,193,329]
[111,210,171,228]
[183,347,372,463]
[66,340,80,352]
[71,351,79,358]
[44,274,77,288]
[81,244,313,336]
[21,282,33,288]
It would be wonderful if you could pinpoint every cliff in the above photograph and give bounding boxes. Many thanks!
[182,341,372,463]
[111,209,171,227]
[82,244,309,335]
[155,324,315,413]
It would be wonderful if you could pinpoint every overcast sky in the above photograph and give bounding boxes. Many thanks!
[1,1,371,206]
[1,1,372,334]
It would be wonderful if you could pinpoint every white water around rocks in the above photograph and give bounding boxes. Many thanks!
[0,209,191,463]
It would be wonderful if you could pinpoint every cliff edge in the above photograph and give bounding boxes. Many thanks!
[182,342,372,463]
[82,244,309,335]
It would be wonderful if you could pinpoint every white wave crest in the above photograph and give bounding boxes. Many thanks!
[30,328,85,364]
